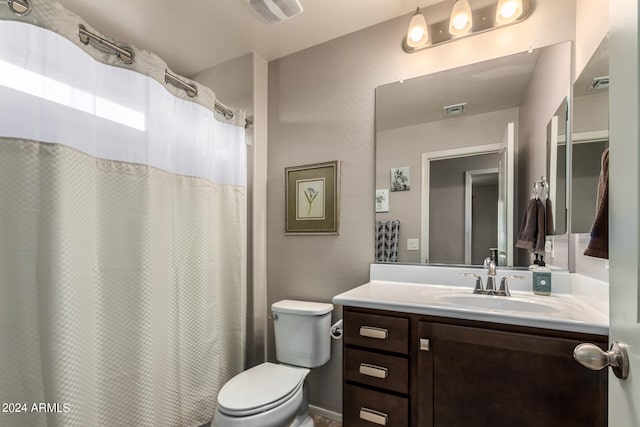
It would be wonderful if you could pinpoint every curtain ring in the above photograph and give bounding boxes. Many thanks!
[77,24,135,65]
[7,0,32,16]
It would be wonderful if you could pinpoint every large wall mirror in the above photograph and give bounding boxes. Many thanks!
[572,37,609,235]
[375,41,571,269]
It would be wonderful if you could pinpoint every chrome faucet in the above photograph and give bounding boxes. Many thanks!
[461,249,525,296]
[483,248,498,294]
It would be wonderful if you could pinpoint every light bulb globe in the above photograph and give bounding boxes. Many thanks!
[449,0,473,36]
[406,9,429,48]
[496,0,523,24]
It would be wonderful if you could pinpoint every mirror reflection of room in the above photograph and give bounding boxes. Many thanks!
[572,38,609,233]
[572,36,610,273]
[547,99,568,236]
[375,41,571,269]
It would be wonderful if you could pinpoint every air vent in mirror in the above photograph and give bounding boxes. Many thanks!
[443,102,467,116]
[590,76,609,90]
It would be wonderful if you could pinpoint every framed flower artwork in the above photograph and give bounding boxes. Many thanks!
[390,166,411,191]
[285,161,340,235]
[375,189,389,212]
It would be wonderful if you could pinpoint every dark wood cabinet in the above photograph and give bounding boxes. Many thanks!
[342,307,608,427]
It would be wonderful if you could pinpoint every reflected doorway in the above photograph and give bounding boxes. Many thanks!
[465,169,499,265]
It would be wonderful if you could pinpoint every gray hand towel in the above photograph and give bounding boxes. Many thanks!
[584,148,609,259]
[515,198,546,254]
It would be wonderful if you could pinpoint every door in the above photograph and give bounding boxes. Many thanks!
[608,2,640,425]
[497,122,515,266]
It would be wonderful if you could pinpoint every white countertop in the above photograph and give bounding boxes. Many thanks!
[332,265,609,336]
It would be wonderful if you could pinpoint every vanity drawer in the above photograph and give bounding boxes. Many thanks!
[343,383,408,427]
[344,311,409,354]
[344,348,409,394]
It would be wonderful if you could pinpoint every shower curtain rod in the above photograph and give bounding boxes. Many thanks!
[76,24,244,125]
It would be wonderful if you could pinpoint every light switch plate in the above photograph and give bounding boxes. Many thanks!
[407,238,419,251]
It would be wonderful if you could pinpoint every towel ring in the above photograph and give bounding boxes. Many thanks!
[533,177,548,200]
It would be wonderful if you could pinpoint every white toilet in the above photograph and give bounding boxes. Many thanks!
[214,300,334,427]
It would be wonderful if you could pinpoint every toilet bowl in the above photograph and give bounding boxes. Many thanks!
[214,363,311,427]
[213,300,333,427]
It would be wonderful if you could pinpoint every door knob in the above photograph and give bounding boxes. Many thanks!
[573,341,629,379]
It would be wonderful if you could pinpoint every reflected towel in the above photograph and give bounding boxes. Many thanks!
[584,148,609,259]
[376,220,400,262]
[515,198,546,254]
[545,198,555,235]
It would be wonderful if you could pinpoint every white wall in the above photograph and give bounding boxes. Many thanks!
[251,53,269,366]
[268,1,577,413]
[607,0,639,423]
[192,52,270,368]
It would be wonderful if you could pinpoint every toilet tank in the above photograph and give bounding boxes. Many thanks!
[272,300,333,368]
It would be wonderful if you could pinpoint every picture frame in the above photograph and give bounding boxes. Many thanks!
[375,189,389,212]
[285,160,340,235]
[390,166,411,192]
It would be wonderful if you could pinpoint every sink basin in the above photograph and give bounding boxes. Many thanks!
[437,294,560,313]
[333,278,609,335]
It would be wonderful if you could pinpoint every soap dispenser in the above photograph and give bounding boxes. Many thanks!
[532,255,551,296]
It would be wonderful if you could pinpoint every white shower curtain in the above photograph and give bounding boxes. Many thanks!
[0,4,246,427]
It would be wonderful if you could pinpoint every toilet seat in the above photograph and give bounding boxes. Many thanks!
[217,362,309,417]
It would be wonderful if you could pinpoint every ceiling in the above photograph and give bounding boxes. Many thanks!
[57,0,444,77]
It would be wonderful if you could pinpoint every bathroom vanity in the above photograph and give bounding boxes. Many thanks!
[334,267,609,427]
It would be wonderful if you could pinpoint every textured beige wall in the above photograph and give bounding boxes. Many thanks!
[268,1,577,413]
[191,54,254,112]
[575,0,609,79]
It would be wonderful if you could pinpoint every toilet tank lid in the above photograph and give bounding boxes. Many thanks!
[272,300,333,315]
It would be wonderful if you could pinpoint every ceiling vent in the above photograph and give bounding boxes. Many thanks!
[247,0,304,24]
[443,102,467,116]
[590,76,610,90]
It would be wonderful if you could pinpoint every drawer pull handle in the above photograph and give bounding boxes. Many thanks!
[420,338,430,352]
[359,363,388,379]
[359,407,388,425]
[360,326,388,340]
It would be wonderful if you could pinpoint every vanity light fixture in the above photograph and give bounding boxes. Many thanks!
[495,0,524,24]
[406,7,429,49]
[449,0,473,36]
[403,0,534,53]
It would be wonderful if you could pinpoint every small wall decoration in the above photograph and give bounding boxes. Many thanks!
[376,189,389,212]
[391,166,411,191]
[285,161,340,235]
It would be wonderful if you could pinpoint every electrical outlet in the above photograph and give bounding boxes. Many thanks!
[407,238,419,251]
